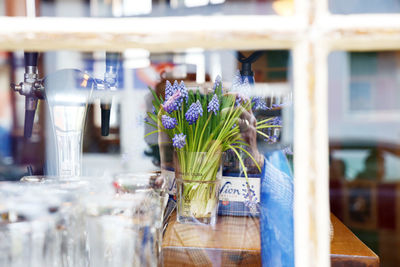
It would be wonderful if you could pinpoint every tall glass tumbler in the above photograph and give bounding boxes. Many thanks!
[19,177,91,267]
[84,193,148,267]
[44,69,93,177]
[113,172,166,266]
[0,186,58,267]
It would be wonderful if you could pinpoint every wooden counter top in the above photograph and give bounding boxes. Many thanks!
[330,214,379,267]
[163,212,261,266]
[162,213,379,266]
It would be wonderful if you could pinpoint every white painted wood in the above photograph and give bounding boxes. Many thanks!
[325,14,400,50]
[0,16,302,51]
[293,0,331,266]
[293,40,312,267]
[313,40,330,267]
[25,0,36,18]
[3,1,399,266]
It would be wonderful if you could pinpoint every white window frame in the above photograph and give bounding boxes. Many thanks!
[2,1,400,266]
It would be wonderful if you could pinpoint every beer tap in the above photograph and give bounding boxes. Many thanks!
[99,52,120,136]
[237,51,263,84]
[11,52,45,138]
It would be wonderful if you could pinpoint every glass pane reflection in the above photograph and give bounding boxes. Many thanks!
[329,50,400,267]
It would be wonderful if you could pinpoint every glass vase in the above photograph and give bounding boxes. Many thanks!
[174,150,222,225]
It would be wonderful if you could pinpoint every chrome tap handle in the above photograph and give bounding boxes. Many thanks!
[11,52,44,138]
[100,52,120,136]
[24,52,40,138]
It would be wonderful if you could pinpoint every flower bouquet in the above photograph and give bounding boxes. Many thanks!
[146,77,261,225]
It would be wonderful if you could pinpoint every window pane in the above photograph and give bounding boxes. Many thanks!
[329,0,400,14]
[2,0,296,17]
[329,50,400,267]
[0,48,294,266]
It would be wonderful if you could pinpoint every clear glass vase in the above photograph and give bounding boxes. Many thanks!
[174,150,222,225]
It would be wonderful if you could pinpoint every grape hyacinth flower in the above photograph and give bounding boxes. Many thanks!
[235,94,243,107]
[252,97,269,111]
[241,183,259,215]
[162,90,181,113]
[172,133,186,149]
[185,100,203,125]
[272,102,292,109]
[269,116,282,126]
[165,80,174,101]
[179,81,189,103]
[172,80,180,91]
[213,75,222,92]
[235,93,249,107]
[161,115,177,129]
[207,94,219,115]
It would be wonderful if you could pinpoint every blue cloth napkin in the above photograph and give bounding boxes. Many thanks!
[260,150,294,267]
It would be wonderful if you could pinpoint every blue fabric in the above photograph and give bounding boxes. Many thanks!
[0,127,11,157]
[218,200,260,216]
[260,150,294,267]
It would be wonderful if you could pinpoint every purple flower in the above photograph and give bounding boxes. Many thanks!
[268,116,282,126]
[161,115,177,129]
[162,90,181,113]
[166,80,188,107]
[235,95,242,107]
[252,97,269,111]
[151,106,156,115]
[272,102,291,109]
[179,81,189,103]
[185,100,203,125]
[207,94,219,115]
[172,80,179,91]
[165,80,173,100]
[213,75,222,92]
[235,93,249,107]
[172,133,186,149]
[264,133,279,144]
[171,80,184,107]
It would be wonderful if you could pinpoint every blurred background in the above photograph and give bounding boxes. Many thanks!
[1,0,400,266]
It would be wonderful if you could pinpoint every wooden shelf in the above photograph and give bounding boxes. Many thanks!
[162,213,379,267]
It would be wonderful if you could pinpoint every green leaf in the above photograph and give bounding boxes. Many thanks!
[144,129,160,138]
[256,130,270,139]
[144,121,158,129]
[228,145,249,183]
[231,145,261,172]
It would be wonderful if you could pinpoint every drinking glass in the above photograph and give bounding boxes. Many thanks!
[44,69,93,177]
[19,177,94,267]
[84,193,154,267]
[0,183,59,267]
[113,172,167,265]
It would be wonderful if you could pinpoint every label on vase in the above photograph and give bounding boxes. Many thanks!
[219,176,260,203]
[218,176,260,216]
